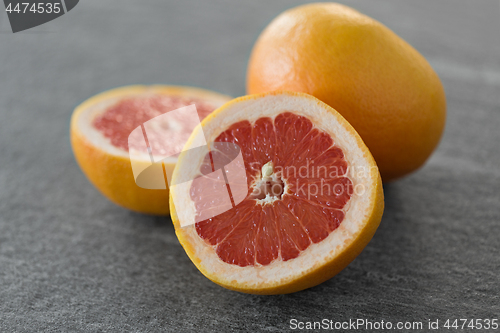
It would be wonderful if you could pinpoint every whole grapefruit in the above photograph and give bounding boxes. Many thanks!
[247,3,446,181]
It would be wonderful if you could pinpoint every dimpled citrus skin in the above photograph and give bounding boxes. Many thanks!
[71,128,168,215]
[247,3,446,182]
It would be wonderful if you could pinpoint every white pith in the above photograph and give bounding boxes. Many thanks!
[250,161,287,205]
[171,93,379,288]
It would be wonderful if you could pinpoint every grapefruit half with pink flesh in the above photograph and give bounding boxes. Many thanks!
[170,91,384,294]
[70,85,231,215]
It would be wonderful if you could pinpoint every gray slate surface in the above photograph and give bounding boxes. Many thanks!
[1,0,499,332]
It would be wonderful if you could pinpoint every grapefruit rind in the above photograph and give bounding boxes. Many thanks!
[170,91,384,294]
[70,85,231,215]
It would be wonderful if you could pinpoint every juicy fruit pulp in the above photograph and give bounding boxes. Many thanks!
[93,94,216,154]
[191,112,353,267]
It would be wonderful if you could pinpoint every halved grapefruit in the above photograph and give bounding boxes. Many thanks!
[170,91,384,294]
[70,85,231,215]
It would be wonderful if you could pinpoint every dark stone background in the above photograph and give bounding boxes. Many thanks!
[0,0,499,331]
